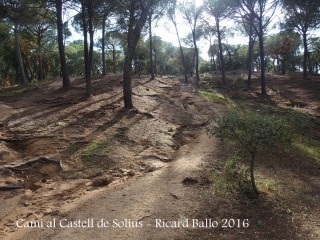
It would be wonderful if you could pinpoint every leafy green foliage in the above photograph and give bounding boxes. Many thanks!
[0,22,15,82]
[231,77,244,98]
[199,90,226,101]
[282,0,320,78]
[265,32,301,73]
[81,139,113,161]
[207,109,306,194]
[209,110,296,154]
[223,155,252,193]
[211,154,252,196]
[65,40,102,76]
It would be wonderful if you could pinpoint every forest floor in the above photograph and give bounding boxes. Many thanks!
[0,72,319,240]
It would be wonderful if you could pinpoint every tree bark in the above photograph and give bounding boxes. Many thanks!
[210,44,214,72]
[148,13,155,80]
[123,4,140,108]
[55,0,70,88]
[247,22,254,89]
[154,48,157,75]
[123,50,134,108]
[258,15,266,95]
[122,0,154,108]
[173,21,188,83]
[37,33,44,81]
[102,15,106,76]
[81,0,91,96]
[302,31,308,79]
[25,59,33,82]
[14,23,26,85]
[193,28,200,87]
[38,52,44,81]
[216,16,226,84]
[281,58,286,75]
[112,44,116,73]
[88,4,94,81]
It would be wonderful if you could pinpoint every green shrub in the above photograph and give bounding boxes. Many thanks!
[211,155,252,196]
[207,109,301,195]
[232,77,244,98]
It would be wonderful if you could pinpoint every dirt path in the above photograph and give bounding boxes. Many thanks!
[10,130,216,240]
[0,75,221,240]
[1,74,319,239]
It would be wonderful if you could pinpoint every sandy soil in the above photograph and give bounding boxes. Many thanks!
[0,75,220,239]
[0,73,319,240]
[9,132,218,240]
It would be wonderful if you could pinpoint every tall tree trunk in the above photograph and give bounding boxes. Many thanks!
[173,21,188,83]
[38,53,44,81]
[307,50,313,75]
[14,23,26,85]
[4,65,10,79]
[154,49,157,75]
[123,1,151,108]
[247,22,254,88]
[123,8,136,108]
[38,34,44,81]
[258,22,266,95]
[281,58,286,75]
[112,45,116,73]
[55,0,70,88]
[101,15,106,76]
[216,16,226,84]
[210,44,214,72]
[25,58,33,82]
[123,47,134,108]
[193,29,200,87]
[88,10,94,79]
[81,0,91,96]
[148,13,155,80]
[123,53,133,108]
[302,31,308,79]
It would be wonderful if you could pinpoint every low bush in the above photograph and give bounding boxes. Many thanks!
[207,109,306,195]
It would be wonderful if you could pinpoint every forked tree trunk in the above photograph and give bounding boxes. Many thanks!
[122,1,153,108]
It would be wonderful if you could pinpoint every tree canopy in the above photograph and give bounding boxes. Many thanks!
[0,0,319,105]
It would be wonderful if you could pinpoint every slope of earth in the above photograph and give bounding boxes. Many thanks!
[0,73,319,239]
[0,74,216,239]
[199,71,320,239]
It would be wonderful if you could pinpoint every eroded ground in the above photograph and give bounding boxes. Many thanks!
[0,73,319,239]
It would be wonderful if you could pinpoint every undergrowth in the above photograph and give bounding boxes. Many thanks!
[81,139,113,161]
